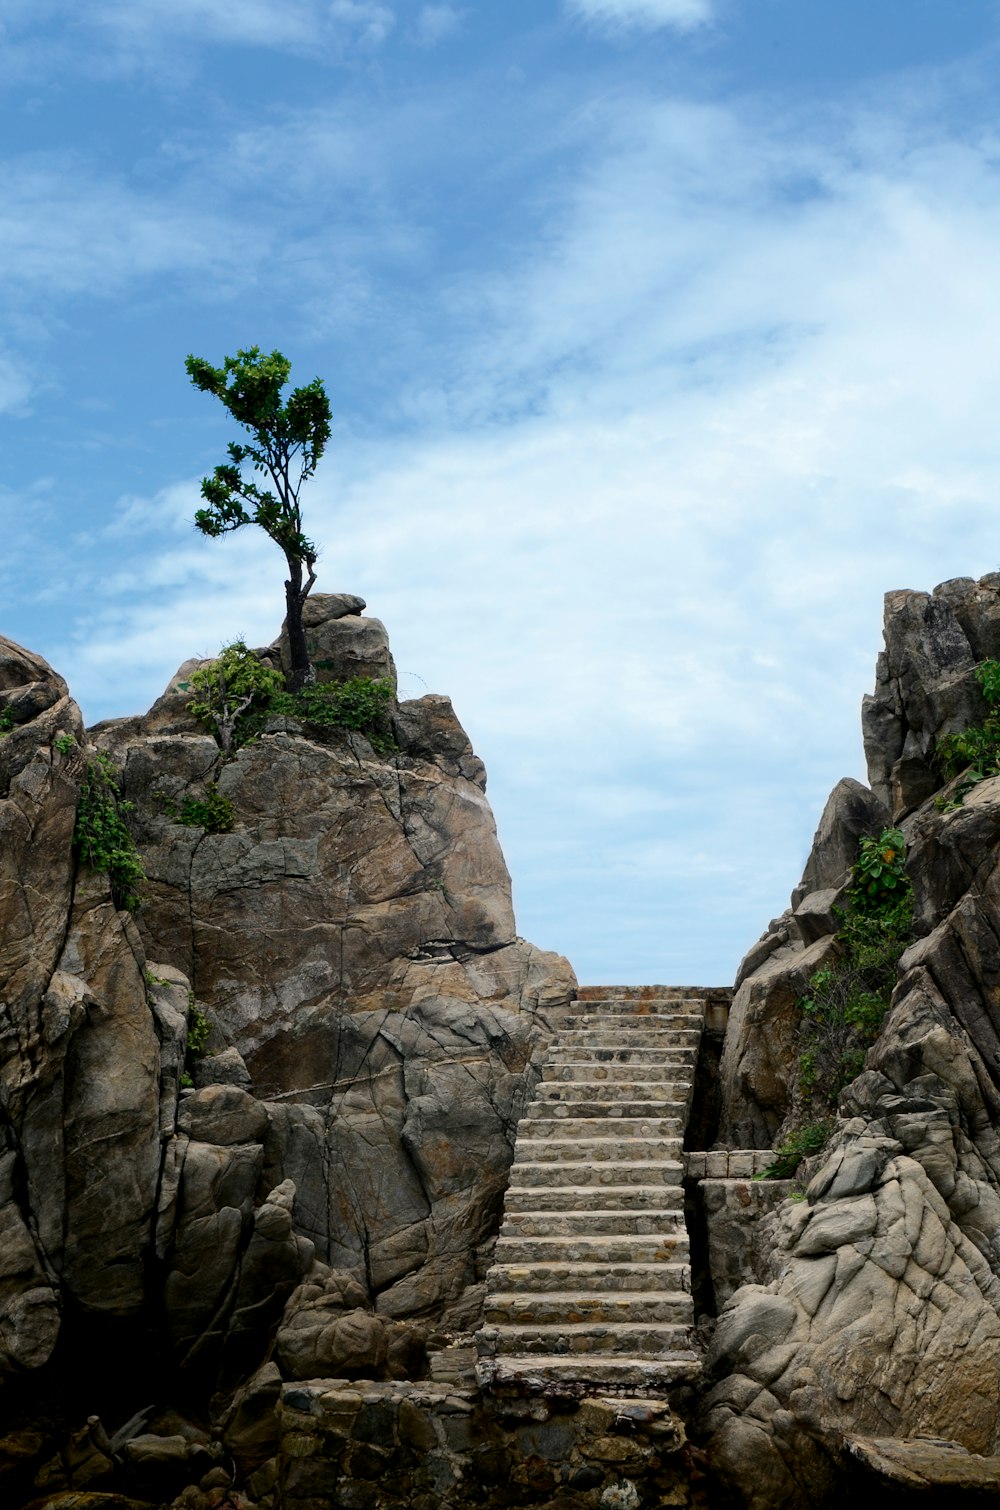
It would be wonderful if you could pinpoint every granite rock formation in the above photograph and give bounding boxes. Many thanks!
[705,574,1000,1506]
[0,603,574,1504]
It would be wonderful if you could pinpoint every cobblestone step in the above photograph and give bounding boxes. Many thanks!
[485,1291,693,1327]
[519,1111,685,1132]
[477,1321,693,1357]
[493,1233,690,1265]
[501,1207,686,1238]
[487,1260,690,1294]
[482,1355,701,1390]
[534,1083,688,1108]
[507,1159,684,1188]
[543,1051,697,1075]
[503,1183,684,1212]
[512,1134,684,1163]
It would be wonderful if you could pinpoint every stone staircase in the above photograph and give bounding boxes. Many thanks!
[477,987,708,1393]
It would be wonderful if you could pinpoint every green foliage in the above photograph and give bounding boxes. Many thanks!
[181,995,212,1089]
[74,753,145,912]
[184,639,283,755]
[54,734,76,755]
[851,828,907,906]
[793,828,913,1112]
[0,708,13,737]
[186,641,395,756]
[759,828,915,1181]
[271,676,396,752]
[936,659,1000,804]
[758,1121,833,1181]
[175,783,236,833]
[186,347,331,684]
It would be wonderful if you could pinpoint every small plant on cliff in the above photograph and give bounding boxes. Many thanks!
[271,675,396,753]
[935,659,1000,806]
[0,708,13,738]
[175,784,236,833]
[185,346,331,691]
[760,829,913,1181]
[181,995,212,1088]
[795,827,912,1110]
[758,1120,833,1180]
[74,753,145,911]
[183,640,283,755]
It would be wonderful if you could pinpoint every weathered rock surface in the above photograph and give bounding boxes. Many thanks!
[0,602,574,1501]
[704,575,1000,1506]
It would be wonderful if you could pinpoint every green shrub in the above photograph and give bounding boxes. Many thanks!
[271,676,396,752]
[181,996,212,1088]
[0,708,13,738]
[936,659,1000,804]
[182,640,283,755]
[74,753,145,912]
[175,783,236,833]
[759,828,914,1181]
[758,1121,833,1180]
[185,640,396,756]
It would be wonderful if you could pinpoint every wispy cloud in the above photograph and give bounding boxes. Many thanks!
[414,4,463,45]
[566,0,714,35]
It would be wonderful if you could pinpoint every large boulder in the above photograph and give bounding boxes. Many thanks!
[703,578,1000,1505]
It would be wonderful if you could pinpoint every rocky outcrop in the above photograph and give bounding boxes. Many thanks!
[0,601,574,1503]
[703,573,1000,1506]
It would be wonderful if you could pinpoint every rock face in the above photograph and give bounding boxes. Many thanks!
[0,601,574,1497]
[704,572,1000,1506]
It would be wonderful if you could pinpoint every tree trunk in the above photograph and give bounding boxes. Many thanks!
[284,559,312,692]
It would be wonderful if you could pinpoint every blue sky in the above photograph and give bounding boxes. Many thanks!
[5,0,1000,985]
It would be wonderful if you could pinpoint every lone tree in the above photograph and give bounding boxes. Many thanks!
[185,346,332,689]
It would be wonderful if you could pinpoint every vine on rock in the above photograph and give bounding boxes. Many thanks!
[74,753,145,912]
[760,827,912,1180]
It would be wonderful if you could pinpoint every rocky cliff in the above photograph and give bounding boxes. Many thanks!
[704,574,1000,1506]
[0,599,574,1503]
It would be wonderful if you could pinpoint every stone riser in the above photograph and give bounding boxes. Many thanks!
[501,1209,685,1238]
[556,1030,702,1048]
[478,1321,692,1357]
[487,1260,690,1294]
[543,1054,696,1077]
[503,1184,684,1212]
[520,1110,685,1129]
[512,1135,683,1162]
[493,1234,690,1265]
[534,1081,689,1104]
[558,1015,704,1034]
[508,1158,683,1187]
[486,1293,693,1327]
[483,1356,700,1389]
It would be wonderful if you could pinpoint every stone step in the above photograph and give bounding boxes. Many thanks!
[503,1184,684,1213]
[493,1234,689,1266]
[558,1014,703,1034]
[543,1052,697,1076]
[533,1082,689,1107]
[508,1159,684,1188]
[478,1321,692,1357]
[522,1105,686,1126]
[487,1260,690,1295]
[486,1291,693,1327]
[512,1135,683,1163]
[482,1355,701,1390]
[563,998,704,1014]
[501,1208,686,1238]
[556,1029,702,1048]
[576,985,710,1000]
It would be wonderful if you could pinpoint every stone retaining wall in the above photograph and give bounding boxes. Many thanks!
[273,1379,694,1510]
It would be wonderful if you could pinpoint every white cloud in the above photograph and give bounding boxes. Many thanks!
[414,4,463,45]
[566,0,714,35]
[26,72,1000,978]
